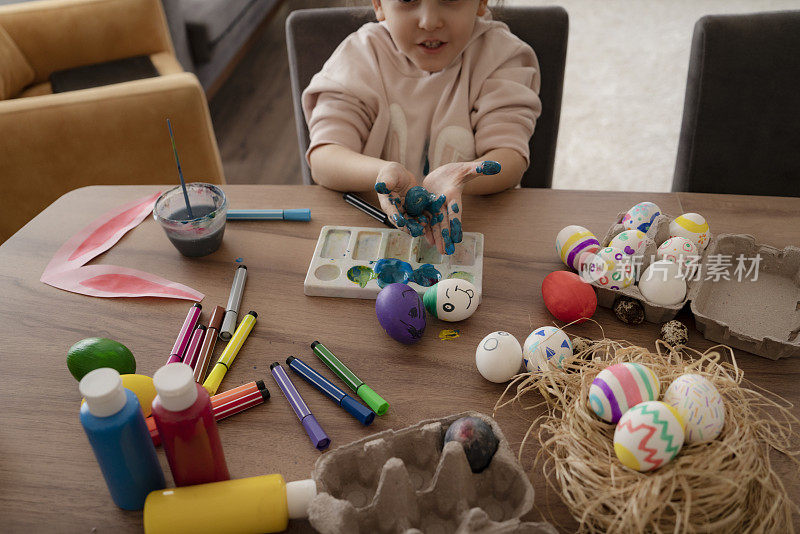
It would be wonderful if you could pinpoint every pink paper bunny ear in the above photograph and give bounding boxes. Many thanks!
[41,191,204,301]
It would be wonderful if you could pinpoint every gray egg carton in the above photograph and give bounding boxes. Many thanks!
[592,212,711,323]
[307,412,557,534]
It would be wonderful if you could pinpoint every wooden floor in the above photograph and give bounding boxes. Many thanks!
[209,1,347,186]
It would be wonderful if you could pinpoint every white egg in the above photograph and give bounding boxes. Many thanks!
[657,237,699,266]
[422,278,480,322]
[639,260,687,305]
[663,374,725,443]
[475,331,523,383]
[622,202,662,233]
[523,326,572,372]
[669,213,711,251]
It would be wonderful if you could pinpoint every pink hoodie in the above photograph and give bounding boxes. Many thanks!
[302,14,542,180]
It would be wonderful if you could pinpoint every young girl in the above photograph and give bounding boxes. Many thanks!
[302,0,541,254]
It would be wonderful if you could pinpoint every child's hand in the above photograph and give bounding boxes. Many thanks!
[375,162,431,242]
[421,162,483,255]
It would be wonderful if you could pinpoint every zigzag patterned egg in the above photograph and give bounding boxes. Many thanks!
[614,401,685,471]
[522,326,572,372]
[588,362,660,423]
[663,374,725,443]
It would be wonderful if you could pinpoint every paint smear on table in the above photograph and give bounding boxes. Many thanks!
[439,329,461,341]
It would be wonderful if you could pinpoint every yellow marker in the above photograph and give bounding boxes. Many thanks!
[203,311,257,395]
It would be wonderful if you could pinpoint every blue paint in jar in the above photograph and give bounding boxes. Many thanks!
[374,258,413,288]
[410,264,441,287]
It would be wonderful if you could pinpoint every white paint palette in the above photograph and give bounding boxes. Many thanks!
[304,226,484,299]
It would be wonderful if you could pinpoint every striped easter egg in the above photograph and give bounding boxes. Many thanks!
[663,374,725,443]
[669,213,711,251]
[614,401,685,471]
[588,362,660,423]
[555,225,601,271]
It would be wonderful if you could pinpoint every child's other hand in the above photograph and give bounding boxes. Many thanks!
[421,162,481,255]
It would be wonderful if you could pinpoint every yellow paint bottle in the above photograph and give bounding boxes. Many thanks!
[143,474,316,534]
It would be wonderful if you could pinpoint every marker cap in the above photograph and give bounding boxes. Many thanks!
[153,363,198,412]
[356,384,389,415]
[219,311,238,341]
[284,209,311,222]
[286,479,317,519]
[208,305,226,331]
[340,395,375,426]
[301,414,330,451]
[80,368,127,417]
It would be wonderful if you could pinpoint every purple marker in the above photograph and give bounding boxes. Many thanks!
[166,303,201,364]
[269,362,330,451]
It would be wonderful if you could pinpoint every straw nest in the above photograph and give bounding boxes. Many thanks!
[495,335,800,533]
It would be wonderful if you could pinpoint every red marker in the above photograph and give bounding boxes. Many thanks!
[166,303,201,364]
[182,325,207,371]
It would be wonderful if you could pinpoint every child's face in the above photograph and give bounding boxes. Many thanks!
[372,0,489,73]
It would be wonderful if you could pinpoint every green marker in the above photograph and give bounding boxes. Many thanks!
[311,341,389,415]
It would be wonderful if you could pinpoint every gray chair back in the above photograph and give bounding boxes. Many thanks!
[673,11,800,196]
[286,6,568,188]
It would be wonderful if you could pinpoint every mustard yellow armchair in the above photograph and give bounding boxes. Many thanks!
[0,0,225,242]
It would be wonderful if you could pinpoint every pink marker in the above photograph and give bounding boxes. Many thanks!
[182,325,207,370]
[166,303,202,364]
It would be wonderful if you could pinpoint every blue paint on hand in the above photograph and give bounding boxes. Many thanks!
[451,203,460,214]
[476,160,501,175]
[392,213,406,227]
[450,218,463,243]
[418,214,429,225]
[374,258,413,288]
[428,194,447,214]
[433,212,444,224]
[375,182,391,195]
[442,228,454,255]
[410,263,441,287]
[406,218,424,237]
[404,186,429,217]
[390,196,402,207]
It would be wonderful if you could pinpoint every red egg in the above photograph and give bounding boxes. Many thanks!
[541,271,597,323]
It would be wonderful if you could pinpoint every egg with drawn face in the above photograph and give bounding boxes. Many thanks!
[422,279,480,322]
[375,283,426,344]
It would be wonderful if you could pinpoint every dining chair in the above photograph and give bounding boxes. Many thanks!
[286,6,568,188]
[672,10,800,197]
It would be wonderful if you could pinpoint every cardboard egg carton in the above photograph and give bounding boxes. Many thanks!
[307,412,557,534]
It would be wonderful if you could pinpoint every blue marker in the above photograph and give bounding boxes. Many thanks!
[226,209,310,221]
[286,356,375,425]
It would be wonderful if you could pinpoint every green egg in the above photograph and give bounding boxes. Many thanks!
[67,337,136,381]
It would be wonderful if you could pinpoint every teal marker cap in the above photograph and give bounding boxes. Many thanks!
[284,209,311,221]
[356,384,388,415]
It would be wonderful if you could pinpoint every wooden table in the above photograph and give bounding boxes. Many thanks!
[1,185,798,532]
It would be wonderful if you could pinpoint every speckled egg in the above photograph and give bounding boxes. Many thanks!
[614,401,685,471]
[555,225,601,271]
[669,213,711,251]
[375,283,426,344]
[584,247,634,289]
[422,278,479,322]
[663,374,724,443]
[657,237,699,266]
[639,260,687,305]
[523,326,572,372]
[613,297,645,325]
[622,202,662,233]
[588,362,661,423]
[608,230,648,259]
[475,331,523,383]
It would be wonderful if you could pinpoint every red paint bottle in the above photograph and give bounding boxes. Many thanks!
[152,363,230,486]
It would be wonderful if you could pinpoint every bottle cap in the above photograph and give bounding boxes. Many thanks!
[153,363,198,411]
[286,479,317,519]
[79,368,127,417]
[340,395,375,426]
[356,384,389,415]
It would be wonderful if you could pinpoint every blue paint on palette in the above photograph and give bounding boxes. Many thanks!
[374,258,413,288]
[410,264,441,287]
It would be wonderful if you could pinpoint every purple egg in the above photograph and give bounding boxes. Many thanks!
[375,283,426,344]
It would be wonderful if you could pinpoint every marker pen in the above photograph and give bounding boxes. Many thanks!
[182,325,206,370]
[226,209,311,221]
[286,356,374,425]
[220,265,247,341]
[270,363,329,450]
[203,311,257,395]
[166,303,202,364]
[193,305,225,383]
[311,341,389,415]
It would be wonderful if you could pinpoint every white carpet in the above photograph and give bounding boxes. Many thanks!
[506,0,798,191]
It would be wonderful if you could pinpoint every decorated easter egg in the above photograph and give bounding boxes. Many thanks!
[555,225,601,271]
[663,374,725,443]
[375,283,426,344]
[588,362,660,423]
[422,278,479,322]
[444,416,499,473]
[614,401,685,471]
[81,374,156,417]
[622,202,662,233]
[669,213,711,251]
[639,260,687,305]
[608,230,648,259]
[475,331,523,383]
[656,237,699,266]
[541,271,597,323]
[583,247,634,289]
[523,326,572,372]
